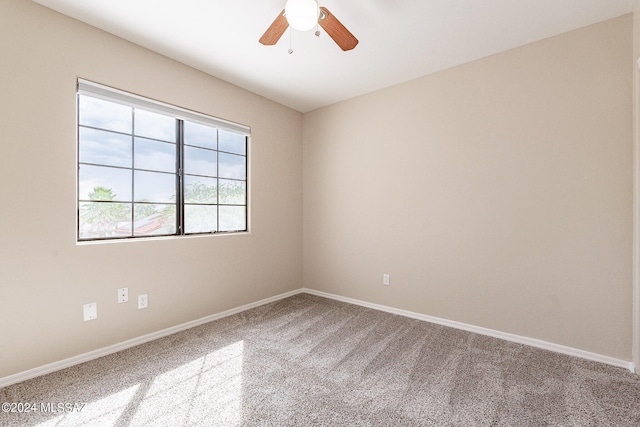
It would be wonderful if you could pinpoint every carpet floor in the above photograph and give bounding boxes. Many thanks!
[1,293,639,426]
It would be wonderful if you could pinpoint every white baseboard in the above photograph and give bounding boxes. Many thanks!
[0,289,302,389]
[301,288,636,373]
[2,287,634,388]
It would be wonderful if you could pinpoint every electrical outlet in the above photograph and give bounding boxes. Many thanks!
[118,287,128,303]
[83,302,97,321]
[138,294,148,309]
[383,274,390,286]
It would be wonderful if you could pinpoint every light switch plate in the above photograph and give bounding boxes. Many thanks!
[138,294,148,309]
[118,287,128,303]
[83,302,97,321]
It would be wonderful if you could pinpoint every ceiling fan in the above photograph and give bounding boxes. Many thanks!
[259,0,358,51]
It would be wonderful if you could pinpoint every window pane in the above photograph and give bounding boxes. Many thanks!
[134,137,176,173]
[219,206,246,232]
[184,176,217,204]
[219,130,246,155]
[133,203,176,236]
[78,82,249,241]
[79,165,132,202]
[134,109,176,142]
[79,127,132,168]
[219,180,246,205]
[219,153,246,179]
[184,121,217,150]
[134,171,175,203]
[184,205,217,234]
[78,95,132,133]
[184,146,217,177]
[79,201,132,239]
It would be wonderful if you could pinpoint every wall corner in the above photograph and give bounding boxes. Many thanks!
[632,9,640,374]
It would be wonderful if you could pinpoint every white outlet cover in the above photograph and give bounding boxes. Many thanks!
[83,302,97,321]
[138,294,148,309]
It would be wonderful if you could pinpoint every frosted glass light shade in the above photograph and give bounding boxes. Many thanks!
[285,0,318,31]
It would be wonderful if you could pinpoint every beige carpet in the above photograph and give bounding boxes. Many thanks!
[1,293,639,426]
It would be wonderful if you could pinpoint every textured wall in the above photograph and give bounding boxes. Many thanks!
[0,1,302,377]
[303,15,633,360]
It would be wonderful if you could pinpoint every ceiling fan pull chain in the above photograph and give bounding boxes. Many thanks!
[288,28,294,54]
[314,0,320,37]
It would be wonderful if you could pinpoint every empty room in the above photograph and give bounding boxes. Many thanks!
[1,0,640,425]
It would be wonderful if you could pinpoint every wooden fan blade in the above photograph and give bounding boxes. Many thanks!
[318,7,358,51]
[259,9,288,45]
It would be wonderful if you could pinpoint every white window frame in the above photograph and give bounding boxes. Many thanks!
[77,79,250,241]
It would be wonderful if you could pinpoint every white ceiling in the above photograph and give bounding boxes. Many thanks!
[34,0,639,113]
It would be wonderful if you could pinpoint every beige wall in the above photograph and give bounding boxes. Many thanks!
[303,15,634,360]
[1,1,635,380]
[0,1,302,377]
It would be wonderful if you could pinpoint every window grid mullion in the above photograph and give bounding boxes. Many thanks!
[76,93,82,240]
[130,108,135,237]
[216,130,220,233]
[177,119,184,235]
[245,136,248,234]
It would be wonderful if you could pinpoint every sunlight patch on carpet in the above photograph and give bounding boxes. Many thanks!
[35,341,244,426]
[130,341,244,426]
[36,384,141,426]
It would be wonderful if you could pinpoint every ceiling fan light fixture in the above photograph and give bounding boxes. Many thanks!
[285,0,318,32]
[259,4,358,51]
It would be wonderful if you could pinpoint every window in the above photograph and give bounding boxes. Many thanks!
[77,79,249,241]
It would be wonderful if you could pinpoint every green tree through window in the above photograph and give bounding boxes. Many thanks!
[80,187,129,238]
